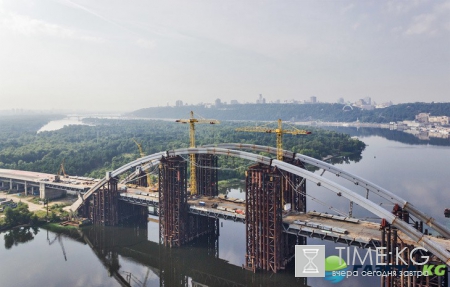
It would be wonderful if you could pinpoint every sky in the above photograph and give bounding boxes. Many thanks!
[0,0,449,112]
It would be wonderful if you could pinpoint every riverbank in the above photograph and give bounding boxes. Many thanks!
[0,192,77,232]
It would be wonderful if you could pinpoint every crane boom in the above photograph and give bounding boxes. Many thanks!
[132,139,145,158]
[235,119,310,160]
[176,111,220,195]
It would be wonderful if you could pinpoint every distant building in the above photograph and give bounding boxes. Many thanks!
[415,113,430,123]
[364,97,371,105]
[230,100,239,105]
[175,100,183,107]
[376,101,393,108]
[429,116,449,125]
[337,98,345,104]
[355,99,365,106]
[215,98,222,107]
[310,96,317,103]
[256,94,266,104]
[360,105,374,110]
[403,121,422,128]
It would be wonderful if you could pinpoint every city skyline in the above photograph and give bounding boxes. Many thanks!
[0,0,449,112]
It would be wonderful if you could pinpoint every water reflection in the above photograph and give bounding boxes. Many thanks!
[80,224,307,287]
[3,227,38,250]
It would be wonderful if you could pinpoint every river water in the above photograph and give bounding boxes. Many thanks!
[37,117,89,133]
[1,127,449,287]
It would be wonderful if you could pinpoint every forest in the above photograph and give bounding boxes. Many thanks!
[0,115,366,180]
[130,102,450,123]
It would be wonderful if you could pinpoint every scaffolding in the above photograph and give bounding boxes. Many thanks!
[159,155,188,247]
[380,222,448,287]
[88,177,119,226]
[282,157,306,212]
[245,163,284,273]
[134,170,148,188]
[196,154,218,197]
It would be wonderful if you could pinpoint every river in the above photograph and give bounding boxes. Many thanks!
[37,117,90,133]
[1,127,449,287]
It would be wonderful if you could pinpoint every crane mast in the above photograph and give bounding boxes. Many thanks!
[132,139,152,188]
[176,111,219,195]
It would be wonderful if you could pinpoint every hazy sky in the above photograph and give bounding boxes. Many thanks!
[0,0,449,112]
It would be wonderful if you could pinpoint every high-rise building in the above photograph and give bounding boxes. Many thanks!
[175,100,183,107]
[256,94,266,104]
[310,96,317,103]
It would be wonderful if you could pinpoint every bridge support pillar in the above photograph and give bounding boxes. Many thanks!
[86,173,119,226]
[39,182,46,199]
[159,155,188,247]
[24,181,28,196]
[245,163,288,273]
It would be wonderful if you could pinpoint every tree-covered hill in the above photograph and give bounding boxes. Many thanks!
[129,102,450,123]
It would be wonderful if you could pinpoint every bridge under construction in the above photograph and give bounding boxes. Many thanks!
[1,143,449,286]
[64,144,450,287]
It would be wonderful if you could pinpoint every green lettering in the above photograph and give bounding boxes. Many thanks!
[434,265,446,276]
[422,265,434,276]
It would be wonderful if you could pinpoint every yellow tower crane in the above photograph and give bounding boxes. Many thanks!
[236,119,311,160]
[132,139,152,188]
[236,119,311,204]
[176,111,220,195]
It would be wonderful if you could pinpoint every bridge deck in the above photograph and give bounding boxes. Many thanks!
[0,168,95,193]
[119,191,450,252]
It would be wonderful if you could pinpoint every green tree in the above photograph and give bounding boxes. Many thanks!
[4,202,32,227]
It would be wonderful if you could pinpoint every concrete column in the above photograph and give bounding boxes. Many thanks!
[24,181,28,196]
[9,179,12,190]
[40,182,46,199]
